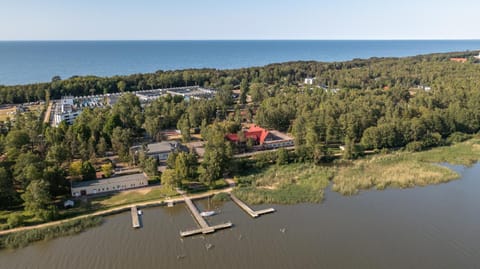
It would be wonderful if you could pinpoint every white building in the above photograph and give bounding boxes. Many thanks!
[166,86,216,100]
[475,52,480,60]
[52,96,81,127]
[71,173,148,196]
[304,77,315,85]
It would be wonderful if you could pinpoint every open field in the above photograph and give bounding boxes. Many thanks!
[0,105,16,121]
[89,186,178,208]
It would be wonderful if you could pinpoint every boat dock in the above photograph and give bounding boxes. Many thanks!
[230,194,275,218]
[131,206,140,228]
[180,194,232,237]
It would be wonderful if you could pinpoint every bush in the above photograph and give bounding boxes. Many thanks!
[253,151,277,168]
[101,163,113,178]
[446,132,471,144]
[7,213,24,229]
[211,193,230,202]
[406,141,424,152]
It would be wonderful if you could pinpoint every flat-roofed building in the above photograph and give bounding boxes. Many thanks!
[166,86,216,100]
[131,141,185,163]
[52,96,81,127]
[71,173,148,197]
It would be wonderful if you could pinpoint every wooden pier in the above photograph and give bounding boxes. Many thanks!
[180,194,232,237]
[230,194,275,218]
[131,206,140,228]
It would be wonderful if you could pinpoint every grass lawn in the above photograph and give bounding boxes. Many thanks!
[90,186,178,208]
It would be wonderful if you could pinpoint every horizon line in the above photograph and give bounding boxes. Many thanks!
[1,38,480,42]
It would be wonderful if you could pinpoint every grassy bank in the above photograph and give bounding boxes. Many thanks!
[414,138,480,165]
[332,154,459,195]
[235,138,480,201]
[332,138,480,195]
[0,216,103,249]
[1,186,178,232]
[233,163,334,204]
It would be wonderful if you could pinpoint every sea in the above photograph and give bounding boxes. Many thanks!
[1,40,480,86]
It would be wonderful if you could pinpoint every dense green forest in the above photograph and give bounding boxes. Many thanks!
[0,50,480,227]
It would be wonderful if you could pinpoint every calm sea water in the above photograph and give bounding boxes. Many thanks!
[1,40,480,85]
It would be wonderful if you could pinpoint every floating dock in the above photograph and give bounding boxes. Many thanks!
[230,194,275,218]
[180,194,232,237]
[131,206,140,228]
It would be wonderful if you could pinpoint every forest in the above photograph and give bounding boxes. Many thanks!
[0,50,479,228]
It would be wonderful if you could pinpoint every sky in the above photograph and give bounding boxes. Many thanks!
[0,0,479,40]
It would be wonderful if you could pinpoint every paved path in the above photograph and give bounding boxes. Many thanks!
[0,187,232,236]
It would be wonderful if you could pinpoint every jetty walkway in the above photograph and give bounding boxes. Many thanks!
[131,206,140,228]
[230,194,275,218]
[178,190,232,237]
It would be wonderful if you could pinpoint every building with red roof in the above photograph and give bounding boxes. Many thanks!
[226,125,294,150]
[450,58,468,63]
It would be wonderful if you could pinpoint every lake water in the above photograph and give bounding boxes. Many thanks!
[1,40,480,85]
[1,163,480,269]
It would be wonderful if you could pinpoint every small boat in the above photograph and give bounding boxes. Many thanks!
[200,211,216,217]
[137,210,143,215]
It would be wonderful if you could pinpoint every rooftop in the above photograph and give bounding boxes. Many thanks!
[226,125,271,144]
[147,141,179,154]
[72,173,147,188]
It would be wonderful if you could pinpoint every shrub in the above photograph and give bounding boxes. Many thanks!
[446,132,471,144]
[211,193,230,202]
[406,141,424,152]
[7,213,24,229]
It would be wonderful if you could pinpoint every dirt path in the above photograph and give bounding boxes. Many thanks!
[43,101,52,124]
[0,187,232,236]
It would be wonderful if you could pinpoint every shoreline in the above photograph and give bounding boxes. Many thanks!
[0,187,232,238]
[1,138,479,247]
[1,44,479,87]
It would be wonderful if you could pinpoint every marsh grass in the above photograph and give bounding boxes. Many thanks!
[0,216,103,249]
[332,153,459,195]
[332,138,480,195]
[234,163,334,204]
[415,138,480,165]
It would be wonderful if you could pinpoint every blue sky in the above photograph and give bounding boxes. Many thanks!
[0,0,479,40]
